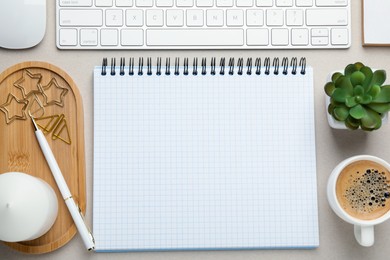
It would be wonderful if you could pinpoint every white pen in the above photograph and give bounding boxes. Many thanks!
[31,116,95,251]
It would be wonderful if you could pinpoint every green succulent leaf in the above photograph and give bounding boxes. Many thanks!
[360,66,373,77]
[355,62,364,70]
[325,82,336,96]
[361,108,382,130]
[366,103,390,114]
[372,86,390,103]
[361,66,374,91]
[333,107,349,121]
[361,94,373,104]
[335,76,353,95]
[372,70,386,86]
[351,71,366,86]
[345,96,357,107]
[344,121,356,130]
[332,88,350,103]
[330,99,344,107]
[328,103,335,115]
[332,72,343,83]
[349,104,366,119]
[345,116,360,130]
[344,63,358,76]
[353,85,364,95]
[361,126,375,131]
[368,84,381,98]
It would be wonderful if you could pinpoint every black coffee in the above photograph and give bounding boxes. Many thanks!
[336,160,390,220]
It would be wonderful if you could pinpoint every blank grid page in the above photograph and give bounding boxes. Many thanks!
[93,65,318,251]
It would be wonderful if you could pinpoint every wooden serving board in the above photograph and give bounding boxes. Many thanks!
[0,62,86,254]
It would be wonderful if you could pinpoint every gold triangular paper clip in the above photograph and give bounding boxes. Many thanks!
[35,114,72,145]
[52,117,71,145]
[35,114,62,135]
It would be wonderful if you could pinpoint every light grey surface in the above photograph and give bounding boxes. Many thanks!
[1,1,390,259]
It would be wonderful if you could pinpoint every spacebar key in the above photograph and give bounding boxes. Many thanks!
[146,29,244,46]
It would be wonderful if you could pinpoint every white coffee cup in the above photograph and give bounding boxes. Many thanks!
[0,172,58,242]
[327,155,390,247]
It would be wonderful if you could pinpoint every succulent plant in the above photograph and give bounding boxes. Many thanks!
[325,62,390,131]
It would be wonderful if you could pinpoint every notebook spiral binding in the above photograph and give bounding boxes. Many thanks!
[101,57,306,76]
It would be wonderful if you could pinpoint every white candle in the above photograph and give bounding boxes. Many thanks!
[0,172,58,242]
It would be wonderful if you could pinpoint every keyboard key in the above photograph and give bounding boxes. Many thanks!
[95,0,113,6]
[80,29,98,45]
[126,10,143,26]
[306,9,348,26]
[186,10,204,26]
[177,0,194,7]
[206,9,224,26]
[146,10,164,26]
[286,9,303,26]
[291,28,308,45]
[121,29,144,45]
[256,0,273,7]
[271,28,288,45]
[115,0,133,6]
[101,29,118,45]
[246,9,264,26]
[136,0,153,7]
[59,0,92,6]
[196,0,213,6]
[276,0,292,7]
[146,29,244,45]
[167,9,184,26]
[266,9,284,26]
[156,0,174,6]
[311,28,328,37]
[59,9,103,26]
[106,9,123,26]
[247,28,269,45]
[217,0,234,7]
[315,0,347,6]
[331,28,348,45]
[59,29,77,46]
[311,36,328,45]
[227,10,244,26]
[296,0,312,6]
[236,0,253,7]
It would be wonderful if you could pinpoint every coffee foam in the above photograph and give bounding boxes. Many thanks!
[336,160,390,220]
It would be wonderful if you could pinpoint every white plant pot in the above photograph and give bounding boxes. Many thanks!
[325,71,388,130]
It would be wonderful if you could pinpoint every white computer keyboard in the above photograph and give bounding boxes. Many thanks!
[56,0,351,49]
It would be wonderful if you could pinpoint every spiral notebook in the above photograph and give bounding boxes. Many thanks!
[93,57,318,252]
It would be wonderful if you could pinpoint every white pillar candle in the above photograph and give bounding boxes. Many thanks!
[0,172,58,242]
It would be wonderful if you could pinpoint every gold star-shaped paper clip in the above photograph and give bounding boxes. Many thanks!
[0,94,29,124]
[13,69,43,98]
[41,77,69,107]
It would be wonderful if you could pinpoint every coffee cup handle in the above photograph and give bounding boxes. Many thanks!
[354,225,374,247]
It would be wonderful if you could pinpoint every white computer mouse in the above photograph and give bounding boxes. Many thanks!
[0,0,46,49]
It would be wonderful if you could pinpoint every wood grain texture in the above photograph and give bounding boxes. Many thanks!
[0,62,86,254]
